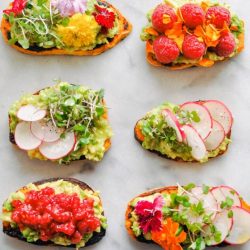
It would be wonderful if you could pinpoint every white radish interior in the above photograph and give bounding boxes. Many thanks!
[162,109,184,142]
[202,210,233,246]
[181,102,212,139]
[204,120,225,151]
[225,207,250,244]
[31,120,62,142]
[211,186,242,209]
[182,125,207,161]
[39,132,76,160]
[203,100,233,135]
[15,122,42,150]
[17,105,46,122]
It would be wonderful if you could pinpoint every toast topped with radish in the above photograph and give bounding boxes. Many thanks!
[1,0,132,56]
[134,100,233,163]
[1,178,107,248]
[8,82,112,163]
[141,0,244,70]
[125,184,250,250]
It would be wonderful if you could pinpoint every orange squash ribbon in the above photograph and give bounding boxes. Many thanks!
[151,218,187,250]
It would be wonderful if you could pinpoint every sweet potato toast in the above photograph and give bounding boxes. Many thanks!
[125,185,250,248]
[2,178,106,248]
[1,0,132,56]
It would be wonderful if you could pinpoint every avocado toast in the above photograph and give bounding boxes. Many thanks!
[125,184,250,249]
[1,0,132,55]
[9,82,112,164]
[140,0,244,70]
[1,178,107,248]
[135,100,233,163]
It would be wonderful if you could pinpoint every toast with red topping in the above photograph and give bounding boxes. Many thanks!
[1,178,107,248]
[125,184,250,249]
[134,100,233,163]
[1,0,132,56]
[141,0,244,69]
[8,82,112,164]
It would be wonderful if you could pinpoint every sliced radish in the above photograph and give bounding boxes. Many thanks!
[17,105,46,122]
[39,132,76,160]
[204,120,225,151]
[182,125,207,161]
[162,109,185,142]
[181,102,212,139]
[203,100,233,135]
[31,120,62,143]
[14,122,42,150]
[211,186,242,209]
[225,207,250,244]
[202,210,233,245]
[179,186,218,225]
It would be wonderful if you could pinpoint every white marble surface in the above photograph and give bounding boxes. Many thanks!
[0,0,250,249]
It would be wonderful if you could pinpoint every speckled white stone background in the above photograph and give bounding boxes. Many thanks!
[0,0,249,249]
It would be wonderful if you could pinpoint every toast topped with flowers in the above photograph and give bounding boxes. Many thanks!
[141,0,244,69]
[8,82,112,164]
[135,100,233,163]
[1,0,132,55]
[125,184,250,249]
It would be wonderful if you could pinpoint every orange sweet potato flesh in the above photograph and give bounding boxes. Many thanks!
[1,0,132,56]
[125,186,250,242]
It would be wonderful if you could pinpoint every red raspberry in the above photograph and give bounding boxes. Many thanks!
[215,33,236,57]
[205,6,231,29]
[182,35,206,59]
[180,4,205,29]
[152,4,178,32]
[153,36,180,64]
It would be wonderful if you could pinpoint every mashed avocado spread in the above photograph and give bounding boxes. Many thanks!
[9,82,113,163]
[137,102,230,162]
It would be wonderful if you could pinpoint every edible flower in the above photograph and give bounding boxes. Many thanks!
[151,218,187,250]
[56,13,100,49]
[93,5,115,29]
[3,0,27,16]
[135,196,164,234]
[51,0,87,17]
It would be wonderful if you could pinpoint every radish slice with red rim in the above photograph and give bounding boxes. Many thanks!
[15,122,42,150]
[202,210,233,245]
[17,105,46,122]
[31,120,62,143]
[39,132,76,160]
[203,100,233,135]
[204,120,225,151]
[181,102,212,139]
[225,207,250,245]
[182,125,207,161]
[211,186,242,209]
[162,109,185,142]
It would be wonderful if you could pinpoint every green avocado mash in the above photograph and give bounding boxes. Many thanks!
[1,180,107,247]
[137,102,231,163]
[9,82,113,163]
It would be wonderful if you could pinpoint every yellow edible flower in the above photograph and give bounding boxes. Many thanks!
[56,13,100,49]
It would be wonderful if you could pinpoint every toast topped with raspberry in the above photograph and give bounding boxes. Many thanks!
[125,184,250,249]
[141,0,244,69]
[134,100,233,163]
[1,0,132,56]
[1,178,107,248]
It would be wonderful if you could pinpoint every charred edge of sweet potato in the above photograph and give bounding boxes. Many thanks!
[3,177,106,247]
[1,0,132,56]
